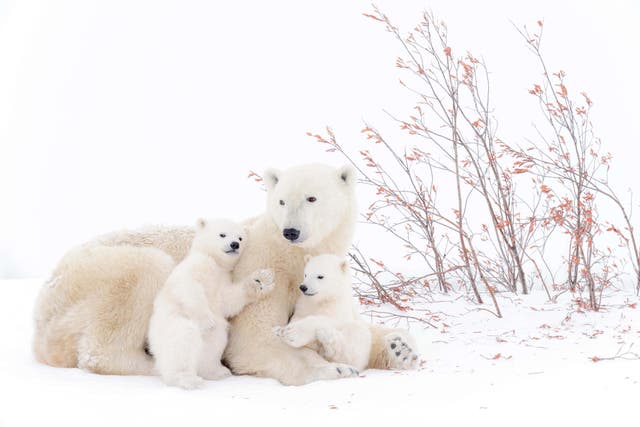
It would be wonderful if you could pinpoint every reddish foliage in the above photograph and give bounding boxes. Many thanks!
[301,7,639,321]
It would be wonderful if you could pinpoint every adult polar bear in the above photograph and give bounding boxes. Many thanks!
[33,164,418,385]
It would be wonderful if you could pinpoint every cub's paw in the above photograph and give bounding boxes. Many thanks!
[384,332,419,370]
[200,365,231,381]
[273,324,308,348]
[328,363,359,378]
[249,269,275,295]
[164,373,205,390]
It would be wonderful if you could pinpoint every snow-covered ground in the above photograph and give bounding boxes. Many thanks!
[2,279,638,427]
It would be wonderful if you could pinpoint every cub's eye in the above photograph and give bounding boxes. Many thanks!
[307,196,317,203]
[317,275,324,280]
[279,200,285,206]
[238,237,243,241]
[219,234,226,238]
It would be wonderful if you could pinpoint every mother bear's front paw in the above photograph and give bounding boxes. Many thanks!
[384,332,419,370]
[327,363,359,378]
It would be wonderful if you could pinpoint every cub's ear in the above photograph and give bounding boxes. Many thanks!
[196,218,207,229]
[340,259,349,273]
[303,254,312,264]
[338,164,356,187]
[264,168,281,191]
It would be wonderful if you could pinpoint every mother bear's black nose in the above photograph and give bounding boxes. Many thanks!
[283,228,300,241]
[230,241,240,250]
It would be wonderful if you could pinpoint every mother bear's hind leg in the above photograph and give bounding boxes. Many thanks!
[368,325,419,370]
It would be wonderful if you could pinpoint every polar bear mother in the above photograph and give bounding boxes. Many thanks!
[33,164,418,385]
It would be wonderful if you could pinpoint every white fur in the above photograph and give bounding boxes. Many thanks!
[273,254,371,372]
[33,164,418,386]
[148,218,274,389]
[263,164,355,249]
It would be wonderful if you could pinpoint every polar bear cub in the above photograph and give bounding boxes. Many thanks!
[148,218,274,389]
[274,254,371,372]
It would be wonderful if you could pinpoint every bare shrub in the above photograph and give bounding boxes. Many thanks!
[505,22,635,309]
[305,7,637,319]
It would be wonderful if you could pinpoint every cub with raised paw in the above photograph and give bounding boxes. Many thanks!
[148,218,274,389]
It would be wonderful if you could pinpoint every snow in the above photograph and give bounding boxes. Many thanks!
[3,279,638,427]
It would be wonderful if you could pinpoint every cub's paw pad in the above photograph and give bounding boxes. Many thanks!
[384,333,419,370]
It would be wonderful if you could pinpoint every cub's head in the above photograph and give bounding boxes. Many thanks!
[191,218,246,268]
[264,163,356,249]
[299,254,350,300]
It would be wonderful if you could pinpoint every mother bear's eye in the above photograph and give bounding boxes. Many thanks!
[317,275,324,280]
[219,234,226,238]
[307,196,317,203]
[238,237,243,241]
[279,200,285,206]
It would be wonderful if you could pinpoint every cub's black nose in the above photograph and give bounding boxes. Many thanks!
[230,241,240,250]
[283,228,300,241]
[299,284,308,293]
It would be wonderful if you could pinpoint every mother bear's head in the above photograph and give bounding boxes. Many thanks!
[264,163,357,249]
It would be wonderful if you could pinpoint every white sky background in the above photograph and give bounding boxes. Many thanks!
[0,0,639,278]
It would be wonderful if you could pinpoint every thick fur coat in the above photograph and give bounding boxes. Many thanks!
[274,254,374,372]
[148,218,274,389]
[33,164,418,385]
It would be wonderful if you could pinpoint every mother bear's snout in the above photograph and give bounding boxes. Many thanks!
[282,228,300,241]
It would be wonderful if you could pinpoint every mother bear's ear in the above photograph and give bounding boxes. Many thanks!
[338,164,356,187]
[264,168,281,191]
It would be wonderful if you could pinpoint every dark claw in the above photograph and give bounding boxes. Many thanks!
[403,357,408,361]
[143,341,153,357]
[395,351,401,357]
[390,343,396,349]
[336,367,342,374]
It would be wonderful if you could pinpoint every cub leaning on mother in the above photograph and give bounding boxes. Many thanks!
[33,163,419,385]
